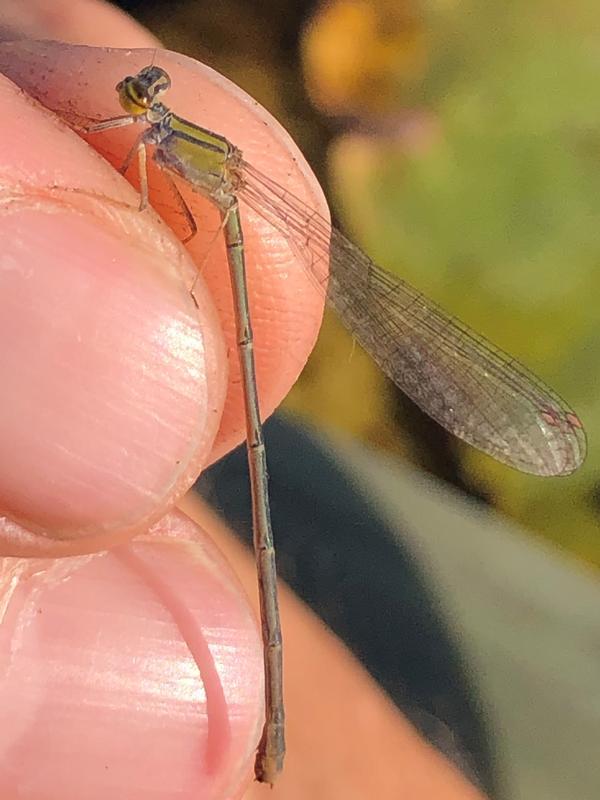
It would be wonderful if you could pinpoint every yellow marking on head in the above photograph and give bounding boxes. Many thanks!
[115,67,171,116]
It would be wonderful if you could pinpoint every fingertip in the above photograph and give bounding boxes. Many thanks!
[0,41,329,460]
[0,509,262,799]
[0,0,159,48]
[0,71,228,551]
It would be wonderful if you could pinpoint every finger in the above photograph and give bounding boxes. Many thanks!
[0,509,263,800]
[182,493,488,800]
[0,0,158,48]
[0,68,228,556]
[0,40,329,463]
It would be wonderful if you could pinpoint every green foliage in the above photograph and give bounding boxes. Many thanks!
[330,0,600,562]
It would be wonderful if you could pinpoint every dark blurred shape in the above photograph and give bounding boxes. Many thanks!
[393,390,494,503]
[196,413,499,796]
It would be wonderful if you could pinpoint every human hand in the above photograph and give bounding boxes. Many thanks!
[0,3,488,799]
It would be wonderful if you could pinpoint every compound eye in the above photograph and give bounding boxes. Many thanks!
[115,67,172,115]
[146,67,171,99]
[117,76,149,116]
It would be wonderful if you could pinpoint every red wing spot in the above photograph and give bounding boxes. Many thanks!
[540,408,560,427]
[566,412,584,429]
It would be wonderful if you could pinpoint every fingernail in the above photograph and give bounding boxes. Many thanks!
[0,510,262,799]
[0,205,226,539]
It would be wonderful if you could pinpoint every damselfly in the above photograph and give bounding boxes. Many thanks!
[83,64,586,784]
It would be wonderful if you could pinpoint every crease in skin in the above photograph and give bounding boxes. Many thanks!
[114,544,233,783]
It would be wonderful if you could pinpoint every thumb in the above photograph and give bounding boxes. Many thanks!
[0,508,263,800]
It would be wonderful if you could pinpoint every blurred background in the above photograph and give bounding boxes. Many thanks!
[25,2,600,798]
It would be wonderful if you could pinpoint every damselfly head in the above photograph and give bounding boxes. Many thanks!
[116,66,171,117]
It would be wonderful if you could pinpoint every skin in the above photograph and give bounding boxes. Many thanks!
[0,2,488,799]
